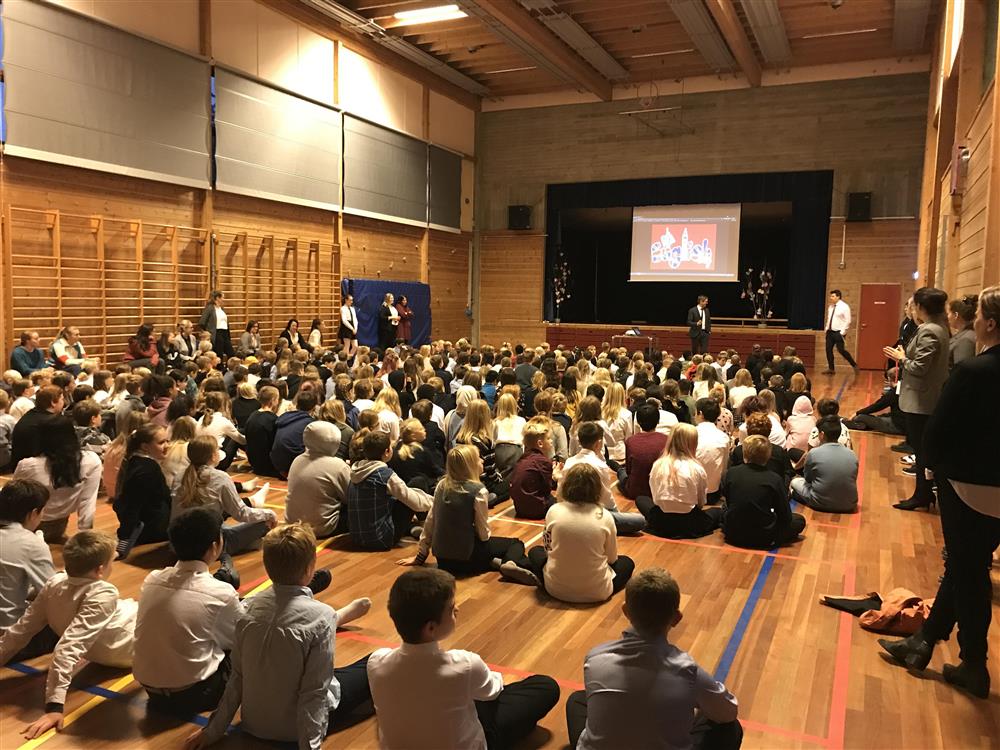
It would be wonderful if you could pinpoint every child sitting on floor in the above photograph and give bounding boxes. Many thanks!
[566,567,742,749]
[0,530,137,740]
[524,463,636,604]
[563,422,646,535]
[347,430,433,550]
[398,444,538,586]
[186,522,372,749]
[509,419,558,519]
[0,479,55,657]
[367,568,559,749]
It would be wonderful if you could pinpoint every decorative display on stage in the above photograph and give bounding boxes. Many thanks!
[742,265,776,321]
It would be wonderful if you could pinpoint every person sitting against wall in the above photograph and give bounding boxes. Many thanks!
[279,318,313,354]
[238,320,262,358]
[124,323,161,372]
[172,320,199,362]
[10,331,46,377]
[49,326,89,376]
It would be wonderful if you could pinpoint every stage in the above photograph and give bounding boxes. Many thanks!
[545,322,819,369]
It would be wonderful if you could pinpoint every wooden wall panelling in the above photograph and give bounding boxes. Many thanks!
[427,229,471,341]
[478,232,546,346]
[341,214,424,281]
[822,218,919,366]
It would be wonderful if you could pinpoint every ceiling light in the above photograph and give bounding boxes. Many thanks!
[393,4,467,26]
[483,65,537,74]
[801,28,878,39]
[668,0,736,71]
[631,48,695,59]
[738,0,790,63]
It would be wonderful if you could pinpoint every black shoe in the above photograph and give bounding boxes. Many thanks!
[308,569,332,595]
[215,553,241,590]
[878,634,933,670]
[821,369,835,375]
[893,497,936,511]
[486,492,501,508]
[115,521,145,560]
[891,442,914,453]
[943,662,991,699]
[901,466,917,476]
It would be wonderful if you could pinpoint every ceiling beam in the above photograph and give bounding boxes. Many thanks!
[459,0,613,100]
[704,0,761,86]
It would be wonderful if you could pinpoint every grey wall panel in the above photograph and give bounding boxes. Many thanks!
[1,0,210,187]
[214,69,342,210]
[429,145,462,230]
[343,115,427,225]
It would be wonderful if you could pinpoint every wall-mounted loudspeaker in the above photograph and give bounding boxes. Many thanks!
[508,205,531,230]
[846,192,872,222]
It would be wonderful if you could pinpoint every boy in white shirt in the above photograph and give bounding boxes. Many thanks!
[563,422,646,535]
[0,479,56,655]
[694,398,730,504]
[566,568,742,749]
[9,378,35,422]
[0,530,137,740]
[368,568,559,750]
[133,508,245,716]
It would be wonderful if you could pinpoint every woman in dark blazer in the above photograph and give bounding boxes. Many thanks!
[377,293,399,351]
[198,290,235,358]
[879,286,1000,699]
[884,287,950,511]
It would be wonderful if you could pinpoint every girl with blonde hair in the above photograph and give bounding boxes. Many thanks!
[710,384,735,436]
[102,410,149,502]
[162,415,197,488]
[196,390,245,471]
[601,382,633,463]
[317,398,354,461]
[728,368,757,411]
[638,423,722,539]
[172,435,275,553]
[493,392,526,478]
[373,386,402,444]
[456,400,508,505]
[388,418,443,492]
[397,444,538,585]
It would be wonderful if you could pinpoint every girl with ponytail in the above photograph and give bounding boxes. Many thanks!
[196,390,245,471]
[171,435,276,554]
[112,423,171,559]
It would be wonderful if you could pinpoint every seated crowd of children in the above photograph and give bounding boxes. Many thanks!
[1,328,867,748]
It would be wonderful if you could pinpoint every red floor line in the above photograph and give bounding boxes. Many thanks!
[741,718,831,747]
[826,560,857,750]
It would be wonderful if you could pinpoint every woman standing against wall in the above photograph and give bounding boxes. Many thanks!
[198,290,235,359]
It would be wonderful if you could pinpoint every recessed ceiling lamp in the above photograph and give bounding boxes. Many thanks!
[393,4,467,26]
[632,48,695,59]
[801,27,878,39]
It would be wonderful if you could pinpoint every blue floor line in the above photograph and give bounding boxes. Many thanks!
[713,553,776,683]
[7,662,212,729]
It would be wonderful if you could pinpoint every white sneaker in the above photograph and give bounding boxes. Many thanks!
[900,454,916,466]
[248,482,270,508]
[500,561,539,586]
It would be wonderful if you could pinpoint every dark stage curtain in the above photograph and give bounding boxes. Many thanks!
[544,171,833,330]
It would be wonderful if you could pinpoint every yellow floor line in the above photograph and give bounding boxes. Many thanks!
[18,674,135,750]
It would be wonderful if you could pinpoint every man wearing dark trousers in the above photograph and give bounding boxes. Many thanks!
[824,289,858,373]
[687,296,711,355]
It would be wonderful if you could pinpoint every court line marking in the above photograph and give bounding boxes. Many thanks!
[713,554,775,683]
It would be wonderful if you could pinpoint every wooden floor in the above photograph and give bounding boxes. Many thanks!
[2,371,999,750]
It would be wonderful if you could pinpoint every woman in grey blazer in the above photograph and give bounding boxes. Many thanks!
[883,287,950,511]
[947,294,978,369]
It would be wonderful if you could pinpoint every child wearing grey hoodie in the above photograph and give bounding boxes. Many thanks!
[285,422,351,538]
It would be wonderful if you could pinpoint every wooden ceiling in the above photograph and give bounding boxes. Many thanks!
[339,0,940,98]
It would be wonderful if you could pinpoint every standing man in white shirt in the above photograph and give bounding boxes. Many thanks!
[823,289,859,374]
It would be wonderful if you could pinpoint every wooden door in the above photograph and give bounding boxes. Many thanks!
[857,283,902,369]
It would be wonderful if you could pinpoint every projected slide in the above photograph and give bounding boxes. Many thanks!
[629,203,742,282]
